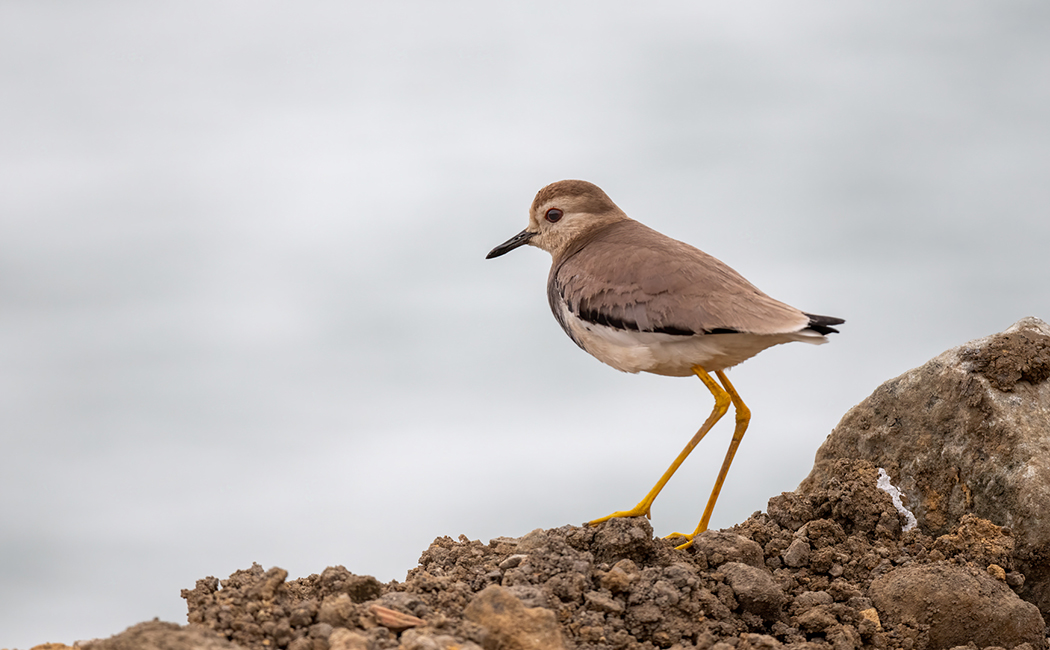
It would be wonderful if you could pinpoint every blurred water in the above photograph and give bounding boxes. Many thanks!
[2,1,1048,646]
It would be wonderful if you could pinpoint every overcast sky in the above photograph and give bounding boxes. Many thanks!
[2,1,1048,646]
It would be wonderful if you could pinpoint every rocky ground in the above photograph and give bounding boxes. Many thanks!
[49,459,1045,650]
[11,318,1050,650]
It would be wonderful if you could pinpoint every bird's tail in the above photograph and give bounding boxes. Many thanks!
[803,313,845,335]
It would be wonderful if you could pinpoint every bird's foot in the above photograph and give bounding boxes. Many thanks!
[664,531,697,550]
[586,504,652,527]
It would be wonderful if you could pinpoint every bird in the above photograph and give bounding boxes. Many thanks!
[485,180,843,549]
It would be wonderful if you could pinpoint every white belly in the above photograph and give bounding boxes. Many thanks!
[559,307,826,376]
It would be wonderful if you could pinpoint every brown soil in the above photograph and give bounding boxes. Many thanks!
[144,460,1046,650]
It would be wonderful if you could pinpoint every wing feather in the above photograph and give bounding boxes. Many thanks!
[549,220,809,336]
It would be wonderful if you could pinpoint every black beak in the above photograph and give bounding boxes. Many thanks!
[486,229,536,259]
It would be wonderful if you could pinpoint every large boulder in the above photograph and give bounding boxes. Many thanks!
[869,564,1044,649]
[802,316,1050,614]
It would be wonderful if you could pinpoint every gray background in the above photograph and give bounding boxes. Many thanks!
[2,1,1048,646]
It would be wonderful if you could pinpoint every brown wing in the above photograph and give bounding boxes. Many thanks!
[549,220,810,336]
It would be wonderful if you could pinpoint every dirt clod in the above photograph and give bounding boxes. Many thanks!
[173,459,1047,650]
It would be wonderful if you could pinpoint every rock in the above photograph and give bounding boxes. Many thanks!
[584,590,625,614]
[791,590,833,613]
[781,537,811,568]
[317,593,356,627]
[794,605,839,633]
[317,566,382,603]
[691,530,765,568]
[368,604,426,631]
[498,554,527,570]
[80,620,243,650]
[463,585,567,650]
[327,628,369,650]
[870,564,1044,649]
[720,562,786,620]
[591,516,656,564]
[803,317,1050,613]
[738,633,781,650]
[398,629,483,650]
[516,528,549,552]
[599,558,639,593]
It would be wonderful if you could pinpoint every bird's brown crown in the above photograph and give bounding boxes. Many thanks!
[531,180,619,216]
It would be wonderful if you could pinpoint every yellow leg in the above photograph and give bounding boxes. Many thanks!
[666,369,751,550]
[587,364,731,526]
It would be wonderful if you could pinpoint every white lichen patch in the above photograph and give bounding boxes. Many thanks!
[877,468,918,532]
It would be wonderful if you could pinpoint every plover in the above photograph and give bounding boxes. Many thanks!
[486,180,843,549]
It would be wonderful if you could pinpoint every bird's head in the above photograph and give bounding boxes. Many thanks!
[486,180,629,260]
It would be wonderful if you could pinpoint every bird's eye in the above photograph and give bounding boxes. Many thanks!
[545,208,563,223]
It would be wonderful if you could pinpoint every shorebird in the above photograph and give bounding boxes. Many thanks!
[486,180,843,549]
